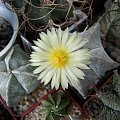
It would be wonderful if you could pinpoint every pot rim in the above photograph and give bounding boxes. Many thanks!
[0,1,19,60]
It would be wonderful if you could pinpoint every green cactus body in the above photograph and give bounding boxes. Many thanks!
[41,91,69,120]
[99,91,120,111]
[102,106,120,120]
[0,45,40,106]
[12,0,26,8]
[92,106,120,120]
[112,70,120,96]
[12,0,74,27]
[99,70,120,112]
[25,5,50,25]
[96,70,120,119]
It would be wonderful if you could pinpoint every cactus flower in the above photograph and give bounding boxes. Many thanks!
[30,27,90,90]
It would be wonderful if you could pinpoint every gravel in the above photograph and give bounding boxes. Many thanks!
[12,86,48,115]
[24,101,83,120]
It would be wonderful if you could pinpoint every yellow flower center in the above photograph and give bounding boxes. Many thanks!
[49,48,69,68]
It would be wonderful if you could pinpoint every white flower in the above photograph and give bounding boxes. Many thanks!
[30,27,91,90]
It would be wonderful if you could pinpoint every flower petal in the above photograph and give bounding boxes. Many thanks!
[70,40,88,52]
[69,66,85,79]
[51,27,59,44]
[70,49,89,58]
[39,32,47,42]
[33,62,50,74]
[38,66,51,80]
[30,62,46,66]
[47,29,59,48]
[42,68,56,85]
[35,39,51,51]
[66,32,77,46]
[57,27,62,42]
[61,69,69,90]
[65,66,78,87]
[32,46,43,52]
[54,69,60,89]
[30,52,48,61]
[73,62,90,69]
[51,71,57,89]
[62,28,69,45]
[40,32,52,48]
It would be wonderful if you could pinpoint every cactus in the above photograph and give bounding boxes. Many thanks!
[100,0,120,48]
[99,69,120,111]
[94,69,120,119]
[112,70,120,96]
[41,91,69,120]
[11,0,74,29]
[0,45,40,106]
[92,106,120,120]
[101,106,120,120]
[99,90,120,111]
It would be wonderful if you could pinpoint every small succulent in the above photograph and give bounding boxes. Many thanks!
[41,91,69,120]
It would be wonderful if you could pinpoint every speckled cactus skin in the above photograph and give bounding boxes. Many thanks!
[99,91,120,111]
[97,70,120,120]
[0,45,40,106]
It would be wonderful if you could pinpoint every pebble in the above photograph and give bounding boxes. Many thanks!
[12,87,48,115]
[43,89,47,94]
[24,105,45,120]
[25,101,30,106]
[31,98,36,102]
[84,97,104,118]
[22,105,28,111]
[24,96,28,100]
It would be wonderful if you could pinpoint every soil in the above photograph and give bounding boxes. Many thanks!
[12,86,48,115]
[84,97,104,119]
[0,17,13,51]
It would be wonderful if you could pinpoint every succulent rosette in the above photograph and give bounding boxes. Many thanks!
[30,27,91,90]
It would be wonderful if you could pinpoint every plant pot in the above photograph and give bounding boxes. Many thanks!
[0,86,49,119]
[0,97,17,120]
[0,0,19,60]
[87,71,114,97]
[21,88,84,120]
[83,96,104,120]
[85,68,120,120]
[78,71,115,120]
